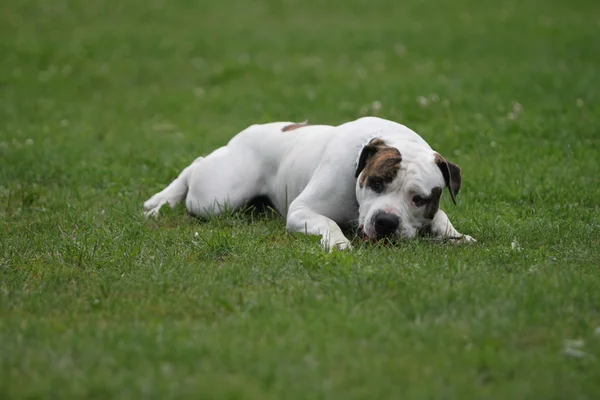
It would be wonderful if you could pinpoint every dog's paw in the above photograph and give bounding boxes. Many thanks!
[322,236,353,252]
[462,235,476,243]
[448,234,477,244]
[143,198,167,218]
[332,240,353,252]
[143,208,161,218]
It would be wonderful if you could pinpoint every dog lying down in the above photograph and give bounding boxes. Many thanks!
[144,117,475,250]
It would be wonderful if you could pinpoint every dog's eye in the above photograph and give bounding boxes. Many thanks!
[413,195,425,206]
[371,178,385,193]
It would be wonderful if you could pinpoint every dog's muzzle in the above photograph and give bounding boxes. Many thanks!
[373,211,400,239]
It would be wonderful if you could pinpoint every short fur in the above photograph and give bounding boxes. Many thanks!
[356,138,403,187]
[144,117,475,250]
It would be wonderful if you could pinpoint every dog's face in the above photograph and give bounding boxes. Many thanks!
[355,138,462,241]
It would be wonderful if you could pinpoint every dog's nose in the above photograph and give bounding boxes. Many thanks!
[374,212,400,238]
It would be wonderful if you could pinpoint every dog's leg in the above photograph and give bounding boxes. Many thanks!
[144,141,265,219]
[143,157,204,217]
[428,209,476,242]
[184,147,264,218]
[287,206,352,251]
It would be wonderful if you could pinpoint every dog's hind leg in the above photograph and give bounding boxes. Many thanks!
[184,146,264,218]
[143,157,203,217]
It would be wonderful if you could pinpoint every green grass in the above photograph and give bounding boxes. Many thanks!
[1,0,599,398]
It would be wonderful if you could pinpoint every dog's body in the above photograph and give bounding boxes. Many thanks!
[144,117,474,249]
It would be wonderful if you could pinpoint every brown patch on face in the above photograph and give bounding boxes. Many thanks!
[282,122,310,132]
[424,187,442,219]
[357,139,402,188]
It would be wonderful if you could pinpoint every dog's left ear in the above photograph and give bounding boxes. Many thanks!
[434,153,462,205]
[355,139,384,178]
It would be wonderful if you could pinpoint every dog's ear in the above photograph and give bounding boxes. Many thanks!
[355,138,386,178]
[434,153,462,205]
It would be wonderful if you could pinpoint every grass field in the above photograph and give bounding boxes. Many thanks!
[1,0,599,398]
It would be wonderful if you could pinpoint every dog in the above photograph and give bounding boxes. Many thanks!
[143,117,475,250]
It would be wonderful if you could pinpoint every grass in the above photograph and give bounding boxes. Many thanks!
[1,0,599,398]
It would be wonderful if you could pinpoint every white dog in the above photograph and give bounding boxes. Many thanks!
[144,117,475,250]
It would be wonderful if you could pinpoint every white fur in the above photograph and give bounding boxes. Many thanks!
[144,117,474,250]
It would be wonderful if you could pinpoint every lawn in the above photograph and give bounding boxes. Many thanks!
[1,0,599,398]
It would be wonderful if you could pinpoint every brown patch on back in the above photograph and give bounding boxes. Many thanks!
[282,122,310,132]
[358,139,402,188]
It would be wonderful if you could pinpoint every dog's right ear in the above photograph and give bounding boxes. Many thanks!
[355,138,386,178]
[434,153,462,205]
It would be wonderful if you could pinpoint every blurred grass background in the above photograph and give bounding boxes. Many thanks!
[1,0,599,398]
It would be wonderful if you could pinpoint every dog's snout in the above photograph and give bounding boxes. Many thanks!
[374,212,400,238]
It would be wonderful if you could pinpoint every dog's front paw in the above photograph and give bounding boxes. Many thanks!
[332,239,353,251]
[322,236,353,252]
[448,234,477,244]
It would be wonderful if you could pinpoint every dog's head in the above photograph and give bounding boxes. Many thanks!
[355,138,461,241]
